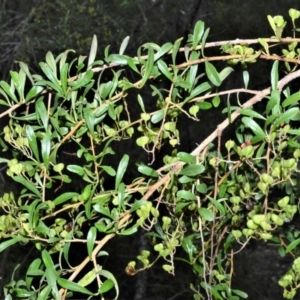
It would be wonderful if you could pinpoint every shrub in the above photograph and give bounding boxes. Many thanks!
[1,8,300,300]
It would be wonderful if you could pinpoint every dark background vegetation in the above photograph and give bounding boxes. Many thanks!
[1,1,300,299]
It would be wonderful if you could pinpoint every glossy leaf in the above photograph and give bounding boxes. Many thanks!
[286,238,300,253]
[140,46,154,88]
[0,81,18,102]
[282,91,300,107]
[243,70,249,89]
[271,60,279,90]
[41,132,51,168]
[26,259,42,288]
[274,107,299,126]
[172,37,183,65]
[138,165,158,177]
[77,268,97,287]
[119,36,130,55]
[25,125,40,161]
[45,51,57,75]
[100,166,116,176]
[177,152,196,163]
[208,196,226,214]
[67,165,85,176]
[36,97,48,129]
[201,28,210,57]
[115,154,129,190]
[205,61,221,87]
[108,54,130,65]
[99,279,114,294]
[151,109,164,123]
[53,192,79,205]
[0,238,21,253]
[13,176,41,197]
[84,107,95,137]
[98,269,119,299]
[199,208,214,221]
[179,164,205,176]
[88,34,97,69]
[177,190,196,201]
[193,20,205,48]
[87,227,97,258]
[57,278,93,295]
[25,85,44,101]
[239,108,266,120]
[157,60,172,81]
[242,117,266,139]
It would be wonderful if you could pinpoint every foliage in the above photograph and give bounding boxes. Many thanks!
[2,7,300,300]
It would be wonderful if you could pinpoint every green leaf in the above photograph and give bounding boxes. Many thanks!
[53,192,79,205]
[196,183,208,194]
[115,154,129,190]
[197,101,212,110]
[69,70,94,90]
[45,51,57,75]
[212,96,220,107]
[243,70,249,89]
[177,152,196,163]
[199,208,214,221]
[87,227,97,258]
[25,85,44,101]
[172,37,183,65]
[99,279,114,294]
[138,165,158,177]
[154,42,173,60]
[282,91,300,107]
[239,108,266,120]
[25,125,40,161]
[208,196,226,214]
[77,268,97,287]
[157,60,172,81]
[271,60,279,90]
[184,82,211,102]
[0,81,18,102]
[36,97,48,129]
[286,238,300,253]
[57,278,93,295]
[100,166,116,176]
[193,20,205,48]
[176,190,196,201]
[205,61,221,87]
[140,46,154,88]
[119,36,130,55]
[41,132,51,168]
[201,28,210,57]
[84,107,95,137]
[26,259,42,288]
[232,289,248,299]
[274,107,299,126]
[60,62,68,94]
[151,109,164,123]
[182,236,196,262]
[13,176,41,197]
[175,202,190,213]
[67,165,85,176]
[108,54,130,65]
[88,35,97,69]
[219,67,234,81]
[179,164,205,176]
[97,269,119,299]
[39,62,61,93]
[0,238,21,252]
[241,117,266,139]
